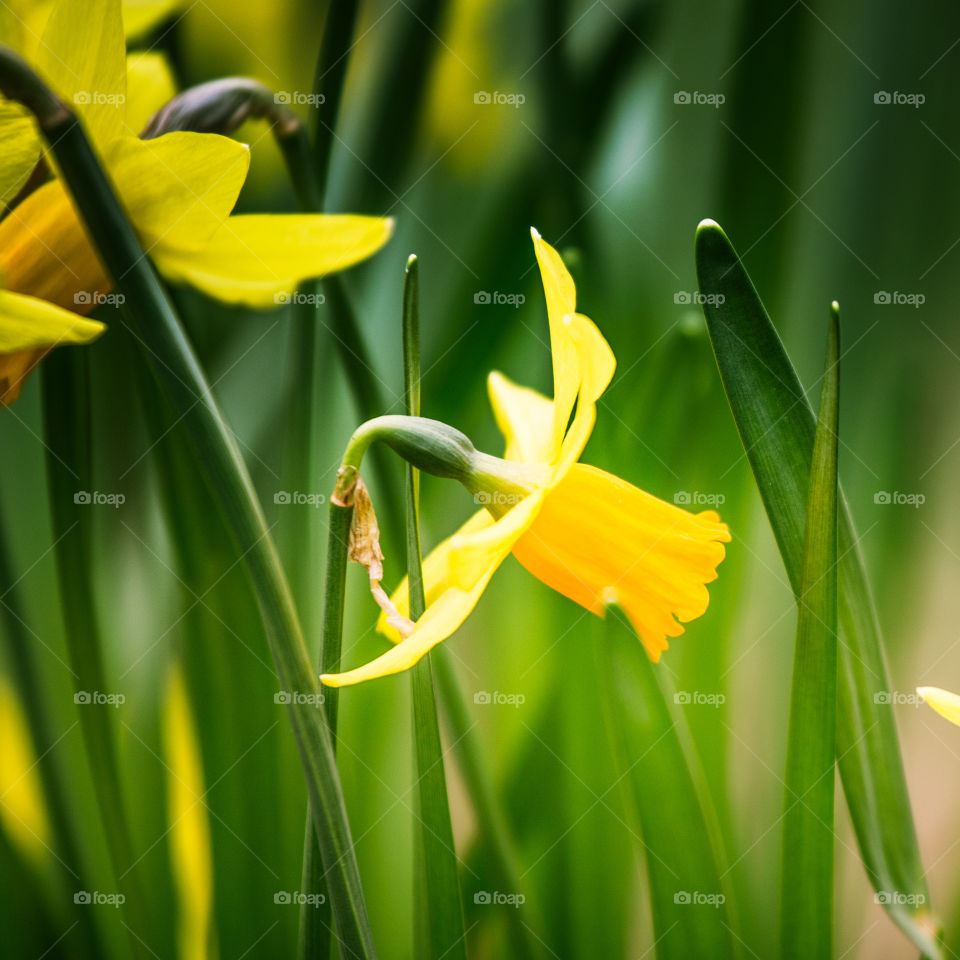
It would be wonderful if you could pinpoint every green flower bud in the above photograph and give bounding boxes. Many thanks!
[339,415,545,506]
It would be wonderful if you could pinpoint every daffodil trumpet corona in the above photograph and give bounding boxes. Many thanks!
[0,0,392,404]
[321,229,732,688]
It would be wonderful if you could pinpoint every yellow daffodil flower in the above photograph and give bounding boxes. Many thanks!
[322,229,731,687]
[0,676,52,867]
[0,0,392,403]
[163,662,215,960]
[917,686,960,726]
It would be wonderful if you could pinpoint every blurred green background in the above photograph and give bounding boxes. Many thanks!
[3,0,960,957]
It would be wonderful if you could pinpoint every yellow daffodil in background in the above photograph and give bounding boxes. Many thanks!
[322,229,731,687]
[918,686,960,726]
[0,677,52,868]
[0,0,392,403]
[163,663,217,960]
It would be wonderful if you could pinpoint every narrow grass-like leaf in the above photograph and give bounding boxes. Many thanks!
[404,255,467,960]
[780,307,839,959]
[309,0,359,204]
[41,349,152,956]
[695,220,940,956]
[600,607,736,960]
[298,499,353,960]
[0,515,104,957]
[432,649,541,960]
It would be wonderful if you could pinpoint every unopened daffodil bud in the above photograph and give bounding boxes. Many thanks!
[338,415,546,507]
[141,77,299,139]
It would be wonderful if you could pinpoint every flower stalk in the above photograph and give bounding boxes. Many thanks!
[403,256,468,960]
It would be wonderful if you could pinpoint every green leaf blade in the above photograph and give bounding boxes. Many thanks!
[600,608,737,960]
[780,307,839,959]
[695,220,940,957]
[403,255,467,960]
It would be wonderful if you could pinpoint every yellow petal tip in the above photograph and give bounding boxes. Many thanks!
[530,225,541,240]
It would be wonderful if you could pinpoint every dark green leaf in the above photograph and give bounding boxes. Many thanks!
[696,220,940,957]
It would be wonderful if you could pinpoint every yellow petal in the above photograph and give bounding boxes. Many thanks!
[163,663,215,960]
[0,676,52,866]
[377,509,495,642]
[123,0,185,39]
[446,487,546,590]
[36,0,127,152]
[512,463,731,661]
[323,563,500,687]
[0,348,45,405]
[530,231,616,465]
[329,496,547,686]
[0,290,106,352]
[566,311,615,407]
[0,291,105,404]
[487,371,555,464]
[0,180,110,309]
[0,102,41,208]
[551,312,615,476]
[153,214,394,306]
[531,227,579,455]
[110,132,250,247]
[124,52,177,135]
[918,686,960,727]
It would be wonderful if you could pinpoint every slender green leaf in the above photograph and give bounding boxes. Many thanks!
[298,499,353,960]
[780,308,839,959]
[309,0,359,204]
[0,508,104,957]
[404,255,467,960]
[41,349,152,956]
[600,607,736,960]
[695,220,940,956]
